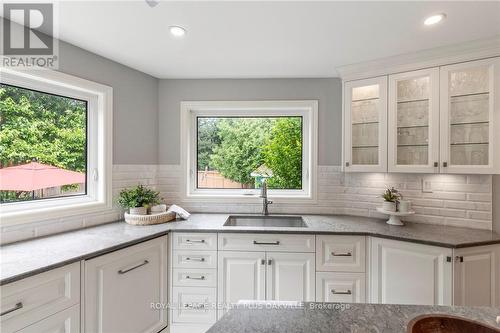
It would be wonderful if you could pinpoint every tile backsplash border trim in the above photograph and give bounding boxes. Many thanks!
[0,164,492,245]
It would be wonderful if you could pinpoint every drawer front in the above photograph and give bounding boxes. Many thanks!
[172,251,217,269]
[316,235,366,272]
[173,233,217,251]
[172,269,217,288]
[316,272,366,303]
[218,233,315,252]
[172,287,217,324]
[84,236,168,333]
[0,262,80,333]
[16,304,80,333]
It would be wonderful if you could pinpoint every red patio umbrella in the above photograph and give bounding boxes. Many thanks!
[0,161,85,192]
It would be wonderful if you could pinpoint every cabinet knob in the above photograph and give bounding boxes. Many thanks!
[434,162,439,167]
[345,162,350,167]
[443,162,448,168]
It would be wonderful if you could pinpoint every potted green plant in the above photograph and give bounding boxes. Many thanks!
[381,187,400,212]
[117,185,160,215]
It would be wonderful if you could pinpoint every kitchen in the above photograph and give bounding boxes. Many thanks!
[1,1,500,333]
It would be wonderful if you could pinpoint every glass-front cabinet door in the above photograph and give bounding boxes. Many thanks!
[440,58,500,174]
[388,68,440,173]
[344,76,387,172]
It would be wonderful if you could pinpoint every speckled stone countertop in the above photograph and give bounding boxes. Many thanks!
[207,302,500,333]
[1,213,500,285]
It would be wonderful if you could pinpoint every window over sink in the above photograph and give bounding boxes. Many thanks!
[181,101,318,202]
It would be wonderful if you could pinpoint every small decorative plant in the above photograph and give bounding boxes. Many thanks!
[380,187,401,212]
[117,185,160,215]
[381,187,400,202]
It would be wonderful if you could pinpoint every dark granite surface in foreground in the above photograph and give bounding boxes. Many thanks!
[2,213,500,285]
[207,302,500,333]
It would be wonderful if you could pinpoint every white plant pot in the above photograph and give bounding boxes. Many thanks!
[382,201,397,212]
[151,204,167,213]
[129,206,147,215]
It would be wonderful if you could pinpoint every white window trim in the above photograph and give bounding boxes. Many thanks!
[180,100,318,204]
[0,68,113,226]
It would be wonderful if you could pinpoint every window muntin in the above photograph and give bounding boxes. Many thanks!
[196,116,303,190]
[0,83,88,204]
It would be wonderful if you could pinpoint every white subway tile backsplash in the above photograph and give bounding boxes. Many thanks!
[1,164,493,245]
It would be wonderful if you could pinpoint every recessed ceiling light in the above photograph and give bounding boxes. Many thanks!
[169,26,186,37]
[424,13,446,26]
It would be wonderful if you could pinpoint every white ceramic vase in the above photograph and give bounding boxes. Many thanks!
[129,206,147,215]
[382,201,397,212]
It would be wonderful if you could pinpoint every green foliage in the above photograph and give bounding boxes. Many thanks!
[209,118,273,186]
[116,185,160,209]
[381,187,401,202]
[0,84,87,201]
[0,85,86,171]
[263,118,302,189]
[197,118,220,171]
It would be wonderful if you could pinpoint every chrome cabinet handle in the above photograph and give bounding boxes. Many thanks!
[331,289,352,295]
[1,302,23,316]
[184,303,206,309]
[253,241,280,245]
[186,257,205,262]
[186,239,205,244]
[268,259,272,265]
[118,260,149,274]
[443,162,448,167]
[261,259,266,265]
[186,275,205,280]
[331,252,352,257]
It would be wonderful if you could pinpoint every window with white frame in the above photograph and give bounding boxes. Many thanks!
[181,101,318,201]
[0,68,112,225]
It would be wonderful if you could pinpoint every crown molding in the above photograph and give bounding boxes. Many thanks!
[336,35,500,81]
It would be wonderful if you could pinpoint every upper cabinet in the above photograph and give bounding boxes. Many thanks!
[343,57,500,174]
[440,58,500,174]
[344,76,387,172]
[388,68,440,173]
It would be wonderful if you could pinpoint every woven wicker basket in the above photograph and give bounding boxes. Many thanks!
[124,211,176,225]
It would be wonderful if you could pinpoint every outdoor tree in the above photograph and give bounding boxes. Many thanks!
[263,117,302,189]
[0,84,86,201]
[209,118,273,187]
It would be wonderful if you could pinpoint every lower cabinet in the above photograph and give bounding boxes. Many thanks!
[316,272,366,303]
[453,244,500,307]
[17,304,80,333]
[84,236,168,333]
[369,237,453,305]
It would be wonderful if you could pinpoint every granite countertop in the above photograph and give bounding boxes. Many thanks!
[207,301,500,333]
[1,213,500,285]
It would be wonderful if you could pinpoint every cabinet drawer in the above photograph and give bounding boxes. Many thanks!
[172,251,217,269]
[173,233,217,251]
[172,269,217,288]
[316,235,366,272]
[316,272,366,303]
[16,304,80,333]
[0,262,80,333]
[172,287,217,324]
[218,233,315,252]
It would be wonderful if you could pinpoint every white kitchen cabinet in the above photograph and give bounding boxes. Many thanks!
[453,244,500,307]
[16,304,80,333]
[217,251,266,310]
[344,76,388,172]
[171,287,217,324]
[316,272,366,303]
[369,237,452,305]
[84,236,168,333]
[0,262,80,333]
[388,68,440,173]
[440,57,500,174]
[266,252,315,302]
[316,235,366,272]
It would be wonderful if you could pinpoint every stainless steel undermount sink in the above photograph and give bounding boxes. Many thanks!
[223,215,307,228]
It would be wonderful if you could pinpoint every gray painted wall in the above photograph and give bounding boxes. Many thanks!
[158,78,342,165]
[493,175,500,233]
[57,41,159,164]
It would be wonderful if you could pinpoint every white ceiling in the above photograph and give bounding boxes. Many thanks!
[55,1,500,79]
